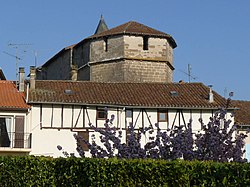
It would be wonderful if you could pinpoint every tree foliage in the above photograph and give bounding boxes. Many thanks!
[71,109,247,162]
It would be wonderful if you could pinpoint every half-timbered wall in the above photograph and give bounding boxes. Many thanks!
[29,104,234,157]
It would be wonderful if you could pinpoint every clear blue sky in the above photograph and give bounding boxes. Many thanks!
[1,1,249,101]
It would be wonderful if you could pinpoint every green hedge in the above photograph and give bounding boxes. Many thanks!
[0,156,250,186]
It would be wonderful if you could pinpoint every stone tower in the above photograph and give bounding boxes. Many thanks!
[85,20,177,83]
[36,18,177,83]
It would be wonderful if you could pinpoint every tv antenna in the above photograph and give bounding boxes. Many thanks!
[6,43,32,82]
[178,64,197,83]
[3,51,23,84]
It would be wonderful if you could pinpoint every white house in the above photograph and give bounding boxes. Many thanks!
[0,79,31,156]
[27,73,234,157]
[232,100,250,160]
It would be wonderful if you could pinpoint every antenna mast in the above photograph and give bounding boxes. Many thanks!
[188,64,191,83]
[7,43,32,82]
[3,51,22,84]
[178,64,197,83]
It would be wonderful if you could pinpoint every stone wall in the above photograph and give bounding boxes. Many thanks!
[78,66,90,81]
[89,35,174,83]
[90,59,172,83]
[90,60,125,82]
[37,49,72,80]
[123,59,172,83]
[90,36,124,62]
[124,35,173,65]
[73,41,90,68]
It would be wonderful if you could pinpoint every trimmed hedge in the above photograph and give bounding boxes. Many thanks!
[0,156,250,186]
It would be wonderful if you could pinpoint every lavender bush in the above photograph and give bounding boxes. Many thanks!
[67,109,247,162]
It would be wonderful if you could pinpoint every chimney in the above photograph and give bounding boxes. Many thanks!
[70,65,78,81]
[30,66,36,90]
[19,67,25,92]
[208,85,214,103]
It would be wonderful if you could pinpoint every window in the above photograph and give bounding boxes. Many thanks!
[0,116,29,149]
[126,129,139,144]
[126,109,133,118]
[104,37,108,52]
[143,36,149,50]
[97,108,107,120]
[158,110,168,122]
[0,117,12,147]
[0,116,25,148]
[77,131,89,151]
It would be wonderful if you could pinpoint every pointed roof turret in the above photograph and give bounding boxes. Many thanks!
[94,15,109,34]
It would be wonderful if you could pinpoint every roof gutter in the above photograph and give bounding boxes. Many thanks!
[27,101,236,110]
[0,107,29,112]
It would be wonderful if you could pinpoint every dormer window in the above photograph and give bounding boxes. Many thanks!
[104,37,108,52]
[143,36,149,50]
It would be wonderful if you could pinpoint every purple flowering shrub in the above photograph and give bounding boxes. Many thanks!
[71,109,247,162]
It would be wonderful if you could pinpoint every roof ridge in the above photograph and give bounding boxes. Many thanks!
[123,21,133,33]
[35,80,205,86]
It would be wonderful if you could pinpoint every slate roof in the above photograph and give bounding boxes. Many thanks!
[86,21,177,48]
[28,81,230,109]
[94,15,109,34]
[232,100,250,125]
[0,80,29,110]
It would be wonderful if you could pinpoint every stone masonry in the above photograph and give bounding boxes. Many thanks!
[36,20,176,83]
[89,35,174,83]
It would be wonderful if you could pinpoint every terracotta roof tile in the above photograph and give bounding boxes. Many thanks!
[85,21,177,48]
[29,81,229,109]
[232,100,250,125]
[0,80,29,110]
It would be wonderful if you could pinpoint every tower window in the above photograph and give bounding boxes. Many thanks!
[104,37,108,52]
[143,36,149,50]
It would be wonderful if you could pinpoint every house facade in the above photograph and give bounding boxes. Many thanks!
[0,80,31,155]
[27,78,233,157]
[232,100,250,161]
[36,18,177,83]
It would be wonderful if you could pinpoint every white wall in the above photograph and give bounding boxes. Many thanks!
[28,104,235,157]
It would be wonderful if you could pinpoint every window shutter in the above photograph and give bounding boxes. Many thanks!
[14,116,24,148]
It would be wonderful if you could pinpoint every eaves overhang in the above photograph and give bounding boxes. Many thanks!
[28,101,234,110]
[0,107,29,112]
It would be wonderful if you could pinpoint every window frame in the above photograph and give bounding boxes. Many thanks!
[96,108,108,120]
[77,130,89,151]
[0,116,13,148]
[125,109,133,118]
[157,110,168,122]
